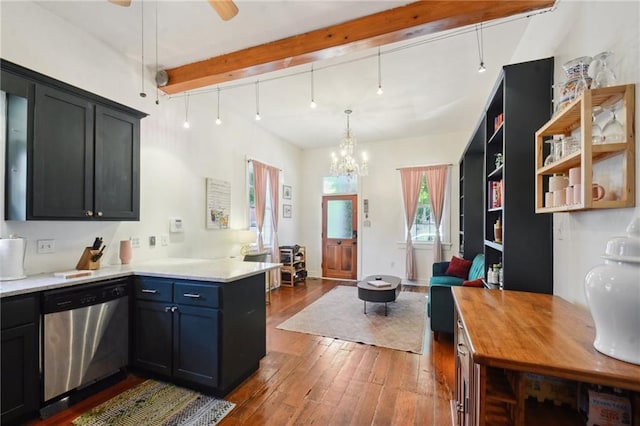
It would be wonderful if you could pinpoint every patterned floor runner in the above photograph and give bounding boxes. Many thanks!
[72,379,235,426]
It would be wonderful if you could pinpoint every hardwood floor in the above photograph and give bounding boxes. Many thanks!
[27,278,455,425]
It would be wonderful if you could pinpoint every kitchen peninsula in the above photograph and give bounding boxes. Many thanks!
[0,258,280,424]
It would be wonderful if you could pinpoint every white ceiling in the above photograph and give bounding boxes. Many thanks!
[34,0,535,150]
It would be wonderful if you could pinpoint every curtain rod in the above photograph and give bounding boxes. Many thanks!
[246,158,282,171]
[396,163,453,170]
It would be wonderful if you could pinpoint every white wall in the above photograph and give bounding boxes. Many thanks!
[0,1,302,275]
[510,0,640,306]
[300,132,468,285]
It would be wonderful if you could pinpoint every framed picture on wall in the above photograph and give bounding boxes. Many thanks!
[283,204,292,218]
[283,185,292,200]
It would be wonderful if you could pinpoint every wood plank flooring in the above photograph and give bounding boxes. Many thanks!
[27,278,454,425]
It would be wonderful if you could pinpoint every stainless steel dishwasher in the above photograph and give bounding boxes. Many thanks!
[42,278,129,408]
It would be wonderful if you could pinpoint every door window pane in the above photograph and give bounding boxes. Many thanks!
[323,176,358,194]
[327,200,353,239]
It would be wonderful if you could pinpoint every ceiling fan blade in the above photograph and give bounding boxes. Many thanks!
[208,0,238,21]
[108,0,132,6]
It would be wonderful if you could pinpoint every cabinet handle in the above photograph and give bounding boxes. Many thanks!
[85,210,94,217]
[171,306,178,312]
[457,343,467,356]
[457,319,464,329]
[97,211,103,217]
[141,289,158,294]
[164,306,172,312]
[183,293,201,298]
[456,400,465,413]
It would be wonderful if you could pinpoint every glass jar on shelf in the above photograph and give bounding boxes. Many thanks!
[562,136,580,156]
[552,135,564,161]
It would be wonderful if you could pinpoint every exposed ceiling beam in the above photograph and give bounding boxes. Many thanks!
[162,0,555,94]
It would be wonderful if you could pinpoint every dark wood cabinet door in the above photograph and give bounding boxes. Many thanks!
[94,105,140,220]
[133,300,173,377]
[32,84,94,219]
[1,323,39,424]
[172,305,219,388]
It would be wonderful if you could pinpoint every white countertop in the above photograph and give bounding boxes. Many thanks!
[0,258,282,298]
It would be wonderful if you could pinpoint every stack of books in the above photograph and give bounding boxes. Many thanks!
[367,280,391,288]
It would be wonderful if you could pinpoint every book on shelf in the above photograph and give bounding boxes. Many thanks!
[367,280,391,288]
[489,180,503,209]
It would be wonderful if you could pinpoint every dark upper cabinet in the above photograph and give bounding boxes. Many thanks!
[32,84,94,219]
[94,105,140,220]
[1,59,146,221]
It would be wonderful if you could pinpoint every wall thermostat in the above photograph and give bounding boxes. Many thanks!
[170,217,184,233]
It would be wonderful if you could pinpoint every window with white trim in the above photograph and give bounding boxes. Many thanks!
[410,175,449,243]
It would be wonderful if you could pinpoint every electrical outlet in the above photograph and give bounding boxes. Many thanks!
[37,239,55,254]
[149,236,156,247]
[131,237,141,248]
[160,235,169,246]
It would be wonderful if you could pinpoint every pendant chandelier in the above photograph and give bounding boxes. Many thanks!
[330,109,368,177]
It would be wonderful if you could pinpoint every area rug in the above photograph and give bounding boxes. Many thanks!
[277,285,427,354]
[72,379,235,426]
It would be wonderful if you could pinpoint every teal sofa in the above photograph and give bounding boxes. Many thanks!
[428,253,484,337]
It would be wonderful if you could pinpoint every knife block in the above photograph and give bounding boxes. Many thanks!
[76,247,101,270]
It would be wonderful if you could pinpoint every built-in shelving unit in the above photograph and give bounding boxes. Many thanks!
[535,84,635,213]
[458,116,485,260]
[479,57,554,294]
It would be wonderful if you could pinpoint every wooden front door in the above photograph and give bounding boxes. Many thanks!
[322,195,357,279]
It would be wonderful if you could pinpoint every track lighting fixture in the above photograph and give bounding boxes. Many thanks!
[310,65,317,109]
[154,1,159,104]
[255,80,261,121]
[183,94,190,129]
[476,23,486,73]
[139,0,146,98]
[377,48,383,95]
[215,87,222,125]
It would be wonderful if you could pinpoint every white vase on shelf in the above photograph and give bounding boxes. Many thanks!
[584,216,640,365]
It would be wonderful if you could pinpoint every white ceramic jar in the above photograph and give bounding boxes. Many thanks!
[584,216,640,365]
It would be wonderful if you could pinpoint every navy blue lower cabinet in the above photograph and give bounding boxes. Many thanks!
[1,294,40,425]
[132,275,265,395]
[133,300,173,376]
[173,304,219,388]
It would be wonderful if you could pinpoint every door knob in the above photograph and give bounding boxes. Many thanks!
[337,240,342,245]
[85,210,93,217]
[97,211,103,217]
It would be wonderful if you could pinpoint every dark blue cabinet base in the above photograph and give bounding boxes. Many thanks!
[132,275,266,396]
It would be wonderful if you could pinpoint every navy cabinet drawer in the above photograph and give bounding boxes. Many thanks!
[174,282,220,308]
[135,278,173,302]
[1,294,38,330]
